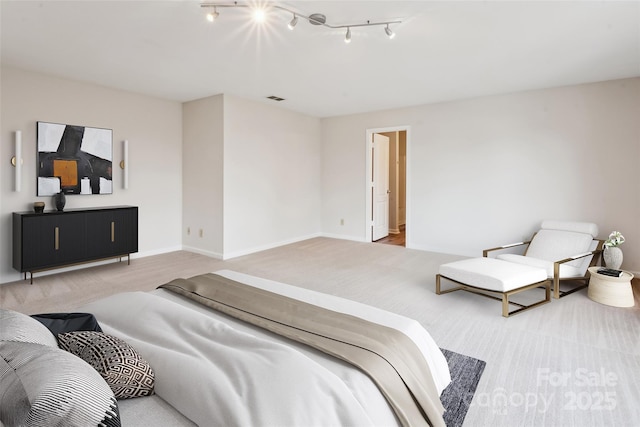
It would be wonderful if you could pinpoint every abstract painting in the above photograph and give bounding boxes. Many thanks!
[37,121,113,196]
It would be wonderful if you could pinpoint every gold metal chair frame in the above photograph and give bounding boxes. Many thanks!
[483,235,604,299]
[436,274,551,317]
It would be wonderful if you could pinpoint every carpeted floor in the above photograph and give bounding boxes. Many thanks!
[2,237,639,426]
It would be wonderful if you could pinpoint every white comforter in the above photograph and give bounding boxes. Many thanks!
[213,270,452,394]
[79,270,451,427]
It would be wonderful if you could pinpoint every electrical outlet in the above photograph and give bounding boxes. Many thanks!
[340,219,344,226]
[199,229,204,238]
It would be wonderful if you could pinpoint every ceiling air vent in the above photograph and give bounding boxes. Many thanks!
[267,95,285,102]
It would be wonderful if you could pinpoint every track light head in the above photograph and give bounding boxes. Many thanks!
[253,7,266,23]
[288,14,298,30]
[385,24,395,39]
[206,7,219,22]
[345,27,352,43]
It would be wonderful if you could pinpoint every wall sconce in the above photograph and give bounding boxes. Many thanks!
[11,130,22,192]
[119,140,129,189]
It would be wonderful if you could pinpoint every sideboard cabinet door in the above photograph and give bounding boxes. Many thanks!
[19,213,86,271]
[85,207,138,259]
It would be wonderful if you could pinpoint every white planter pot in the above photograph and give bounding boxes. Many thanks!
[603,246,623,270]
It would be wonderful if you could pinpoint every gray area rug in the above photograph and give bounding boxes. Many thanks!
[440,349,486,427]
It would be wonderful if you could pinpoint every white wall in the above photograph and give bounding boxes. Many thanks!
[3,67,637,282]
[223,95,323,258]
[322,78,640,273]
[182,95,224,258]
[321,117,369,240]
[0,66,183,283]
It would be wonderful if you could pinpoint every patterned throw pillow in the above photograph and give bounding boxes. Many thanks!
[0,340,121,427]
[0,308,58,347]
[58,331,155,399]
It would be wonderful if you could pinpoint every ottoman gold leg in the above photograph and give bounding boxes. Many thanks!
[502,294,509,317]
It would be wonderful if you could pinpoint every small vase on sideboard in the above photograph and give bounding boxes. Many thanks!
[54,191,66,211]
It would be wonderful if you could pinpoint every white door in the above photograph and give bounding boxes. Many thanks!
[372,133,390,241]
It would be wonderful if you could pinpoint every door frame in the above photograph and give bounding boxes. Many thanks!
[365,126,411,243]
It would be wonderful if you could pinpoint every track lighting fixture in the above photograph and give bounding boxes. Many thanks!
[200,2,401,43]
[288,14,298,30]
[345,27,352,44]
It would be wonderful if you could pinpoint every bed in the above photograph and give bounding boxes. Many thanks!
[2,270,452,427]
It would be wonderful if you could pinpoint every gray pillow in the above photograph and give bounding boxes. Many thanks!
[0,340,121,427]
[0,308,58,347]
[58,331,155,399]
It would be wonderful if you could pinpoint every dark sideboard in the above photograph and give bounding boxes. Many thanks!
[13,206,138,283]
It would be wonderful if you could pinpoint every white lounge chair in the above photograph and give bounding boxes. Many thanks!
[436,220,603,317]
[484,220,603,299]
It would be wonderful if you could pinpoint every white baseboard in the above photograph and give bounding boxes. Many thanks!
[181,245,223,260]
[0,246,184,284]
[136,245,183,259]
[221,233,323,260]
[320,232,368,243]
[7,257,132,282]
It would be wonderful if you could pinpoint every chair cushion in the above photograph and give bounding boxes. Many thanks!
[525,229,595,270]
[497,254,584,278]
[540,220,598,237]
[439,258,547,292]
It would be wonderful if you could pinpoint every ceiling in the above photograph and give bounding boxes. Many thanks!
[2,1,639,118]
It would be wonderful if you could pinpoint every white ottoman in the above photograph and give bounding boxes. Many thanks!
[436,258,551,317]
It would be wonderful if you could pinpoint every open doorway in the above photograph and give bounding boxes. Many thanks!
[365,127,408,247]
